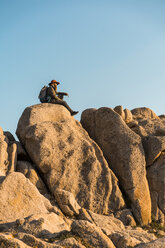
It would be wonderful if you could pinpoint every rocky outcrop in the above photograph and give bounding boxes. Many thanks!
[16,103,125,215]
[81,107,151,225]
[0,103,165,247]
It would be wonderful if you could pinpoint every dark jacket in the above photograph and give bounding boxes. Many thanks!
[46,86,61,101]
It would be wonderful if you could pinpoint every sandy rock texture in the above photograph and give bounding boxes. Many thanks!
[147,153,165,225]
[81,107,151,225]
[135,237,165,248]
[0,130,9,176]
[16,160,48,196]
[16,103,125,215]
[0,172,60,223]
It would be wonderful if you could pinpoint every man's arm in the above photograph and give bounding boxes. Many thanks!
[47,87,61,101]
[57,92,69,96]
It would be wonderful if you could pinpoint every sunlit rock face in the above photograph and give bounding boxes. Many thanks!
[81,107,151,225]
[16,103,126,215]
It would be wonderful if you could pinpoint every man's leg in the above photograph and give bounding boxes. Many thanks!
[50,99,78,115]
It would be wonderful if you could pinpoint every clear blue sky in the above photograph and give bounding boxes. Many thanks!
[1,0,165,137]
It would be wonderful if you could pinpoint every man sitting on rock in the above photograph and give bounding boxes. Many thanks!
[46,80,78,116]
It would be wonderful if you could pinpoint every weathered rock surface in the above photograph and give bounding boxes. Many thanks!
[8,142,17,173]
[0,172,57,223]
[81,107,151,225]
[147,153,165,223]
[17,233,62,248]
[124,108,133,123]
[0,130,9,176]
[71,220,116,248]
[16,213,71,238]
[114,209,136,226]
[135,237,165,248]
[86,211,156,248]
[16,160,48,196]
[55,237,86,248]
[131,116,165,138]
[114,105,125,119]
[142,136,165,166]
[16,103,125,215]
[131,107,158,120]
[0,233,31,248]
[54,188,81,217]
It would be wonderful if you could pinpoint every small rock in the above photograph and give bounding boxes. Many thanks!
[4,131,16,143]
[54,189,81,217]
[124,108,133,123]
[72,220,116,248]
[77,208,93,223]
[55,237,86,248]
[114,105,125,119]
[8,143,17,173]
[114,209,136,226]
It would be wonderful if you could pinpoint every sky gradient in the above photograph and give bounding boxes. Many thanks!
[1,0,165,136]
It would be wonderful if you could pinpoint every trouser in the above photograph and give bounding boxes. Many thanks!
[50,99,74,114]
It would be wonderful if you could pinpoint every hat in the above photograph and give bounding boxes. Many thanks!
[49,80,60,86]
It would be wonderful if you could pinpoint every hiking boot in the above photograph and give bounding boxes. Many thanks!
[71,111,79,116]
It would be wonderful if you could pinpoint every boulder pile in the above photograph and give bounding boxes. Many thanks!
[0,103,164,247]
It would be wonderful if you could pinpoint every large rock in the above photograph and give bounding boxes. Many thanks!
[147,153,165,223]
[81,107,151,225]
[130,117,165,138]
[131,107,158,120]
[0,172,58,223]
[142,136,165,166]
[16,104,125,215]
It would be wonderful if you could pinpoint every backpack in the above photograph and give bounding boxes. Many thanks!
[38,86,48,103]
